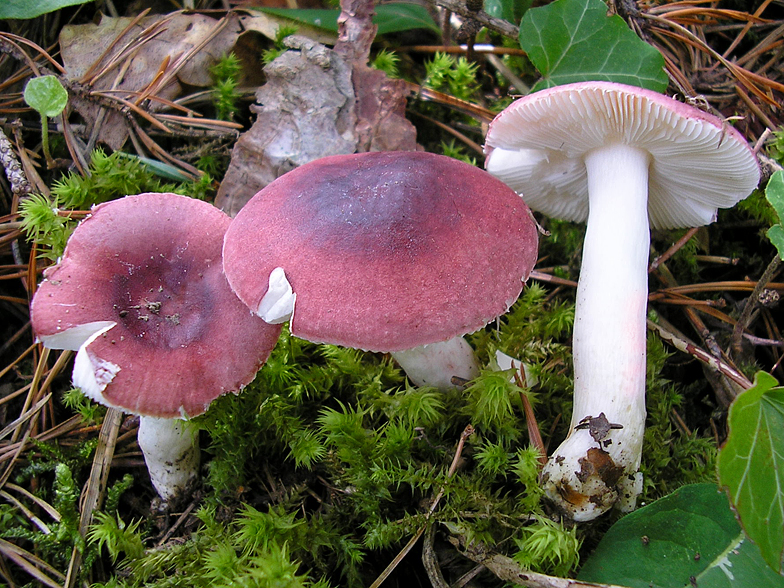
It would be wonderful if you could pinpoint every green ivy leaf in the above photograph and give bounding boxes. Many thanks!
[718,371,784,575]
[485,0,533,25]
[0,0,92,19]
[519,0,668,92]
[260,3,439,35]
[23,75,69,119]
[765,171,784,259]
[578,483,784,587]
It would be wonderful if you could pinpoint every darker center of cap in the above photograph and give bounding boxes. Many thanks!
[294,161,461,258]
[111,254,211,348]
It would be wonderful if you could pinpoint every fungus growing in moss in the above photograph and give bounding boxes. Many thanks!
[222,151,539,390]
[484,81,760,520]
[31,193,282,501]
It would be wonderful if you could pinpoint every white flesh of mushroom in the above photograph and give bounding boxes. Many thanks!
[258,266,296,323]
[540,142,650,521]
[71,324,199,502]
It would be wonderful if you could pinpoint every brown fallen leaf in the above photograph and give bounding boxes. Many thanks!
[60,12,242,150]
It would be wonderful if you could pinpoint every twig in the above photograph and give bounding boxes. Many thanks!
[648,227,700,273]
[648,319,753,390]
[64,408,123,588]
[448,531,624,588]
[155,499,198,547]
[425,0,519,39]
[422,524,449,588]
[731,254,782,357]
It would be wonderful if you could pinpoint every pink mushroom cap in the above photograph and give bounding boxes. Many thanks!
[484,81,760,229]
[30,192,282,418]
[222,151,539,352]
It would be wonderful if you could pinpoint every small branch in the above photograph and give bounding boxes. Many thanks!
[731,254,782,357]
[448,532,626,588]
[424,0,520,39]
[648,227,700,273]
[648,319,753,390]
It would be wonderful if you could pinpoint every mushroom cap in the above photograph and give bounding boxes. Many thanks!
[30,193,282,418]
[484,81,760,230]
[222,151,539,352]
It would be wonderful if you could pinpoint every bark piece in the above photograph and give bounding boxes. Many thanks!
[215,36,357,216]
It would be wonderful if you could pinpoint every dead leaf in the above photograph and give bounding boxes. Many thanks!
[60,12,242,150]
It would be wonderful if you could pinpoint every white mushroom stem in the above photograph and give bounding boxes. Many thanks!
[137,416,200,502]
[541,143,649,521]
[71,329,199,502]
[391,337,480,391]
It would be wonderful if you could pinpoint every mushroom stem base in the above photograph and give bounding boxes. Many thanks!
[391,336,480,391]
[137,416,199,502]
[540,428,644,522]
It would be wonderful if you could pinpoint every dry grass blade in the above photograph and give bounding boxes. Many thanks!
[0,489,53,534]
[65,407,123,588]
[5,482,62,522]
[10,345,49,444]
[0,393,52,489]
[0,537,65,588]
[0,415,87,466]
[0,393,53,444]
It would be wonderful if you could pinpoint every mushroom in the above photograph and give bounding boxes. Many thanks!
[222,151,539,390]
[483,82,760,520]
[30,193,282,501]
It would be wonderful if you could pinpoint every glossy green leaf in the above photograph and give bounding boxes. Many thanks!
[23,76,69,119]
[718,371,784,574]
[765,171,784,259]
[578,483,784,587]
[260,3,439,35]
[519,0,668,92]
[485,0,533,25]
[0,0,92,19]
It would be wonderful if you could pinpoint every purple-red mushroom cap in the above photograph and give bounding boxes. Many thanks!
[484,81,760,229]
[30,192,282,418]
[222,151,539,352]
